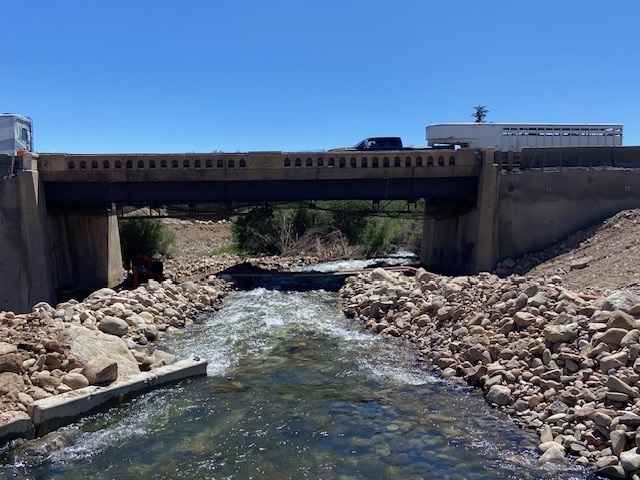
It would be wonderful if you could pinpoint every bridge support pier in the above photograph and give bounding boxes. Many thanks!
[52,205,123,299]
[421,159,499,274]
[0,156,123,312]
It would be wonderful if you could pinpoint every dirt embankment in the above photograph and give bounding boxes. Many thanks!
[161,210,640,298]
[511,210,640,296]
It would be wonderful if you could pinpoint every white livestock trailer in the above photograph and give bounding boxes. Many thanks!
[0,114,34,176]
[426,123,623,152]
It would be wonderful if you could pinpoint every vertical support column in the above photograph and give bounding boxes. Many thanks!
[420,216,435,266]
[0,153,124,312]
[470,157,499,272]
[63,205,123,293]
[420,214,465,271]
[17,155,57,309]
[106,204,124,287]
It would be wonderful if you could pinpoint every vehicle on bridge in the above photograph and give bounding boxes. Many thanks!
[0,114,33,155]
[426,123,623,152]
[0,113,34,176]
[329,136,450,153]
[329,137,411,152]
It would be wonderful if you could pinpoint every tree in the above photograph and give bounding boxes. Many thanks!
[472,105,489,123]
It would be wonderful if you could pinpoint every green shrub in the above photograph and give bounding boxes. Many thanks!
[119,219,176,264]
[210,244,240,256]
[291,207,317,238]
[230,201,423,257]
[328,200,368,244]
[232,207,280,254]
[363,218,394,256]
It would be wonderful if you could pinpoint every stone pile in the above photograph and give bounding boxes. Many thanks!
[340,267,640,479]
[163,254,321,283]
[0,276,231,428]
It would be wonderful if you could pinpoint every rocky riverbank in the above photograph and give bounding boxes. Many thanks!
[0,275,231,432]
[3,213,640,478]
[339,267,640,478]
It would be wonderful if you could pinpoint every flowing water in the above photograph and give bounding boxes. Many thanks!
[0,286,600,479]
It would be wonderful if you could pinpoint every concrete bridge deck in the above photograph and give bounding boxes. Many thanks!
[36,149,483,207]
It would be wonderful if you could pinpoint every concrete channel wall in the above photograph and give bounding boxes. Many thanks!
[0,358,208,444]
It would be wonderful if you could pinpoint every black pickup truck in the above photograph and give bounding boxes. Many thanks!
[329,137,405,152]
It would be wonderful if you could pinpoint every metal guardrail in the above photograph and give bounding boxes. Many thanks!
[496,146,640,171]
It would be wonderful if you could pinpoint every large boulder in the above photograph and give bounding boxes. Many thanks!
[600,351,629,373]
[607,310,636,331]
[58,326,140,379]
[0,353,24,373]
[600,292,640,312]
[371,268,395,282]
[543,324,578,343]
[82,359,118,385]
[98,316,130,337]
[0,342,17,355]
[0,372,25,396]
[61,372,90,390]
[486,385,513,406]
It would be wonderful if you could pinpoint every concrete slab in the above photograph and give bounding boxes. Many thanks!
[0,412,35,444]
[28,358,207,436]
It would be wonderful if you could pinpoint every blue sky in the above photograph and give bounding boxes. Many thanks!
[4,1,639,153]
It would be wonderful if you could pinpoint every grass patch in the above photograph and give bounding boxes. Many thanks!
[210,244,240,256]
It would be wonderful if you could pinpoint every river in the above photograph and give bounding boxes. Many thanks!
[0,284,600,479]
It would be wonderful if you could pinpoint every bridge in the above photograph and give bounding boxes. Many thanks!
[2,146,640,312]
[37,150,482,207]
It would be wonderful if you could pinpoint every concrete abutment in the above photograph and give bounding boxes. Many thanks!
[421,156,500,274]
[0,154,122,312]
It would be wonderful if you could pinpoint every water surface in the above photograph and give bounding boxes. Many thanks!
[1,289,597,479]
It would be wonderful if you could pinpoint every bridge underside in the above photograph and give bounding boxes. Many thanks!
[42,177,479,210]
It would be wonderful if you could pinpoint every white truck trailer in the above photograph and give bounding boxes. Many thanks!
[0,114,34,176]
[426,123,623,152]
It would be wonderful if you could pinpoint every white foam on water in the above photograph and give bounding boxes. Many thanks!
[291,255,416,273]
[38,389,176,464]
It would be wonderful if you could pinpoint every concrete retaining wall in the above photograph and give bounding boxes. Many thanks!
[498,168,640,261]
[0,171,60,312]
[0,166,123,312]
[0,358,208,444]
[0,175,26,311]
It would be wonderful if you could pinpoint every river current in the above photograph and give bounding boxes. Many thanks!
[1,282,600,479]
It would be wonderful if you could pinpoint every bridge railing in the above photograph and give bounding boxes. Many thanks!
[495,146,640,171]
[36,149,482,174]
